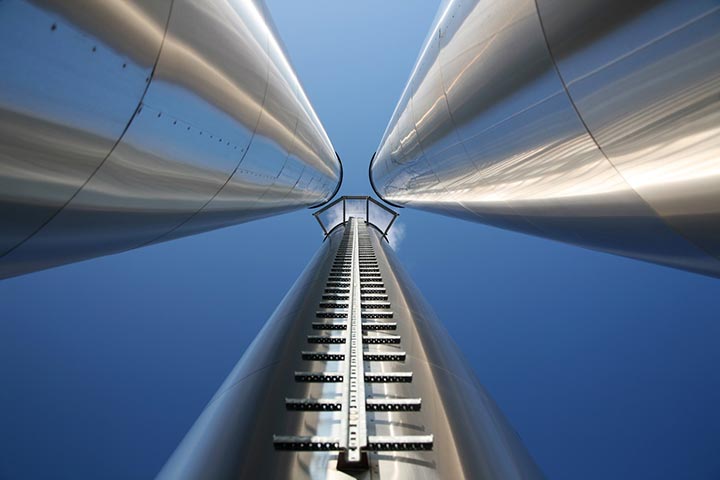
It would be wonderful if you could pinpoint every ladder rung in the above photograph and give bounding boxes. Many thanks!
[364,352,406,361]
[295,372,344,382]
[366,398,421,411]
[286,398,342,411]
[362,312,393,319]
[316,311,348,318]
[319,303,349,309]
[363,335,401,344]
[323,295,349,300]
[302,351,345,361]
[361,303,391,309]
[361,295,388,301]
[366,435,433,451]
[273,436,342,451]
[362,322,397,331]
[308,335,346,344]
[365,372,412,383]
[312,322,348,330]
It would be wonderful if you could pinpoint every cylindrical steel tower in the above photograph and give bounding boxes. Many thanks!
[369,0,720,277]
[0,0,341,278]
[159,197,542,479]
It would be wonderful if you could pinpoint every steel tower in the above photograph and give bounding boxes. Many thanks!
[0,0,341,279]
[159,197,542,479]
[369,0,720,277]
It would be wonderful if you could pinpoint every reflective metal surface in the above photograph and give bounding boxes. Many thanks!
[370,0,720,277]
[159,222,542,479]
[0,0,341,278]
[314,196,398,239]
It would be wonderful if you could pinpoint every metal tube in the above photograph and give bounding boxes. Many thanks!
[0,0,341,278]
[159,223,542,479]
[370,0,720,277]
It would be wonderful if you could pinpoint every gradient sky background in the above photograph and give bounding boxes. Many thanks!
[1,1,720,479]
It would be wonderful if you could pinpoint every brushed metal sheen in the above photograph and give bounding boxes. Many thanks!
[158,223,542,479]
[0,0,341,278]
[370,0,720,277]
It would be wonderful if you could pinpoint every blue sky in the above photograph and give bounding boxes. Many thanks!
[1,1,720,479]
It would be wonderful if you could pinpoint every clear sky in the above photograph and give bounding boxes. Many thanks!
[1,1,720,479]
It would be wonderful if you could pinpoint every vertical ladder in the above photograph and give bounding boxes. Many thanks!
[340,216,367,466]
[273,218,433,468]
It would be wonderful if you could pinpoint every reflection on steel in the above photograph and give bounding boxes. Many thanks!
[314,196,398,240]
[370,0,720,277]
[0,0,341,278]
[159,207,542,479]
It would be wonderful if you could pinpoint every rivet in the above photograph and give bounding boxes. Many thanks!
[50,23,57,31]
